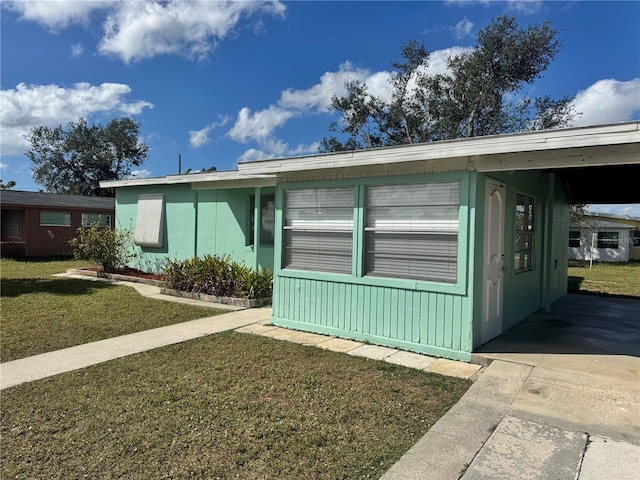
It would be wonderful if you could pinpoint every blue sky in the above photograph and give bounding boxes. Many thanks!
[1,1,639,216]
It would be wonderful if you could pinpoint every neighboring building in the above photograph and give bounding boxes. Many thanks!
[0,190,115,258]
[569,215,638,263]
[569,213,640,262]
[102,122,640,361]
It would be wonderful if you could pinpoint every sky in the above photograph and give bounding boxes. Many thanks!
[1,0,639,216]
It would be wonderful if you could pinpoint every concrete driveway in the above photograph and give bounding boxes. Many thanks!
[473,293,640,445]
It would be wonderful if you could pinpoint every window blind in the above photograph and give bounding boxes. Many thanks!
[283,187,354,274]
[364,182,460,283]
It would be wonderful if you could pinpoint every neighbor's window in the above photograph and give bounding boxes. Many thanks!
[248,194,275,247]
[283,187,354,274]
[40,211,71,227]
[568,230,581,248]
[1,209,21,239]
[364,182,460,283]
[597,231,619,249]
[632,230,640,248]
[514,194,535,272]
[82,213,111,228]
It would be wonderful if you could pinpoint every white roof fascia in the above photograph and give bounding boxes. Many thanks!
[101,171,277,189]
[237,122,640,175]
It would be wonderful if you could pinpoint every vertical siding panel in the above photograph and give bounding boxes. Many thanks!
[428,293,437,345]
[444,295,454,349]
[412,293,421,343]
[420,292,429,344]
[436,294,445,347]
[390,288,398,339]
[452,295,462,351]
[398,289,406,341]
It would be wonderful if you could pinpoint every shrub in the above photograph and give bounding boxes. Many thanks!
[69,224,137,273]
[163,255,273,300]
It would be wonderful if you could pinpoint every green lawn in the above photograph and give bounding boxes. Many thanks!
[1,325,469,480]
[567,260,640,298]
[0,258,222,362]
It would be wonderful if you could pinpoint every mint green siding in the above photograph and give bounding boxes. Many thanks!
[114,184,274,273]
[271,172,475,361]
[273,277,473,360]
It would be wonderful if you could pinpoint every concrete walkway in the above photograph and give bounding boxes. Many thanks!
[383,294,640,480]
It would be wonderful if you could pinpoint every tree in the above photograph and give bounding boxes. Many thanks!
[25,117,149,197]
[321,16,577,152]
[0,179,16,190]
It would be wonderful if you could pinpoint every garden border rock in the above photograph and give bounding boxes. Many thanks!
[66,268,271,308]
[159,288,271,309]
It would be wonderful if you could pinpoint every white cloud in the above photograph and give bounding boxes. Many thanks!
[453,17,474,39]
[100,1,287,63]
[227,106,296,144]
[5,0,113,30]
[70,43,84,57]
[0,82,153,155]
[6,1,286,63]
[505,1,543,15]
[0,162,8,170]
[128,169,152,179]
[570,78,640,127]
[189,116,230,148]
[225,47,475,159]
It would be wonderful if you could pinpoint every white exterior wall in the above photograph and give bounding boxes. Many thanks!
[568,228,631,262]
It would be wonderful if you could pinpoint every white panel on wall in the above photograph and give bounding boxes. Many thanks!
[134,194,164,248]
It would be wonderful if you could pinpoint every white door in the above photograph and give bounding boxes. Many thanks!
[482,180,506,343]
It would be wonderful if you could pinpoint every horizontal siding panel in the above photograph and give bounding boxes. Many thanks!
[273,275,472,359]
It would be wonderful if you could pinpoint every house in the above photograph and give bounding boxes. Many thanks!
[569,213,640,262]
[0,190,115,258]
[102,122,640,361]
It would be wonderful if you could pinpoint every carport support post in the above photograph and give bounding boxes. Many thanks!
[253,186,261,270]
[542,175,554,313]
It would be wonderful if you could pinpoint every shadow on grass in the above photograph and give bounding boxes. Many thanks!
[0,278,113,298]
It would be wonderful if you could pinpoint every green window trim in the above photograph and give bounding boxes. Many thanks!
[248,194,276,248]
[276,172,469,294]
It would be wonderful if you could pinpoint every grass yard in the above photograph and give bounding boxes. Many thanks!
[567,260,640,298]
[1,332,470,479]
[0,258,223,362]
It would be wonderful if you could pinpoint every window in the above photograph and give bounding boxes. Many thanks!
[134,194,164,248]
[514,194,535,272]
[568,230,581,248]
[633,230,640,248]
[2,209,21,239]
[283,187,354,274]
[82,213,111,227]
[364,182,459,283]
[40,211,71,227]
[597,231,619,249]
[248,194,275,247]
